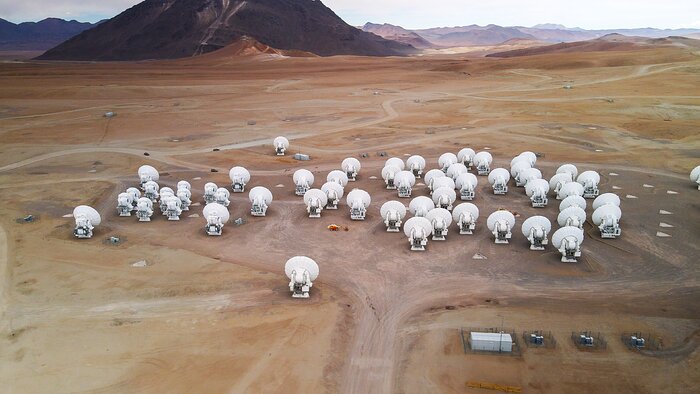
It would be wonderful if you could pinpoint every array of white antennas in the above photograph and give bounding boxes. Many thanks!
[342,158,361,181]
[426,208,452,240]
[592,193,622,239]
[552,226,584,262]
[521,216,551,250]
[293,169,314,196]
[525,179,549,208]
[691,165,700,190]
[452,203,479,235]
[347,189,371,220]
[474,151,493,175]
[487,210,515,244]
[577,171,600,198]
[249,186,273,217]
[438,152,458,173]
[409,196,435,217]
[304,189,327,218]
[458,148,476,169]
[404,216,432,251]
[117,188,140,217]
[432,186,456,210]
[456,173,478,200]
[382,158,404,189]
[321,181,344,210]
[203,202,229,236]
[395,171,416,198]
[73,205,101,238]
[406,155,426,178]
[488,168,510,195]
[380,201,407,232]
[229,166,251,193]
[285,256,319,298]
[273,136,289,156]
[138,165,159,189]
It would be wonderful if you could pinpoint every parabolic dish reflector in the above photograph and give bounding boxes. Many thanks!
[691,165,700,182]
[409,196,434,215]
[487,211,516,231]
[560,195,587,211]
[304,189,328,206]
[138,165,159,180]
[557,164,578,180]
[525,179,550,197]
[592,193,621,210]
[404,217,433,237]
[274,136,289,148]
[549,173,572,190]
[424,169,446,186]
[577,170,601,185]
[432,187,457,204]
[592,204,622,225]
[177,181,191,190]
[73,205,101,225]
[456,173,478,189]
[203,203,230,223]
[293,169,315,185]
[385,157,405,170]
[406,155,426,169]
[321,182,344,199]
[327,170,349,186]
[458,148,475,163]
[432,177,456,190]
[518,151,537,166]
[395,171,416,186]
[137,197,152,208]
[285,256,319,281]
[439,152,458,168]
[426,208,453,226]
[558,182,584,199]
[342,158,361,171]
[229,166,251,182]
[488,168,511,185]
[249,186,273,204]
[521,215,552,237]
[552,226,584,248]
[452,203,479,222]
[519,168,542,184]
[557,206,586,227]
[474,151,493,165]
[382,165,401,180]
[126,187,141,198]
[381,201,407,219]
[346,189,371,207]
[510,160,531,178]
[447,163,468,180]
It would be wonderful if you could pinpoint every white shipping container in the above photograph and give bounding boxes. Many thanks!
[470,332,513,352]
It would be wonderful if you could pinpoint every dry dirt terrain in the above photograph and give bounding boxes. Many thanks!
[0,45,699,393]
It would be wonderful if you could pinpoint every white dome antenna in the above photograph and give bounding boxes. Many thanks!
[143,180,159,201]
[525,179,550,208]
[177,180,191,191]
[136,197,154,222]
[321,182,344,210]
[426,208,453,240]
[592,193,621,210]
[341,158,361,181]
[203,182,218,204]
[691,165,700,190]
[176,186,192,211]
[487,210,516,244]
[458,148,476,169]
[518,168,542,187]
[513,151,537,167]
[229,166,251,193]
[163,195,183,221]
[577,171,601,198]
[557,182,584,200]
[552,227,584,262]
[424,169,447,194]
[380,201,407,232]
[327,170,349,187]
[557,164,578,180]
[385,157,406,171]
[382,165,401,190]
[138,165,159,189]
[432,177,456,193]
[73,205,101,239]
[452,203,479,235]
[117,192,134,217]
[274,136,290,156]
[446,163,468,181]
[159,187,175,215]
[510,160,532,187]
[455,173,478,201]
[406,155,426,178]
[404,217,433,251]
[214,187,231,207]
[126,187,141,212]
[285,256,319,298]
[409,196,435,217]
[293,169,315,196]
[549,173,572,196]
[438,152,458,173]
[432,187,457,210]
[593,204,622,239]
[304,189,328,218]
[488,168,511,195]
[202,203,229,236]
[521,216,552,250]
[346,189,370,220]
[249,186,273,217]
[560,195,587,212]
[474,151,493,176]
[557,206,586,229]
[395,170,416,198]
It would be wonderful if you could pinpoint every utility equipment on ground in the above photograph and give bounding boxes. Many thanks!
[474,151,493,175]
[525,178,550,208]
[136,197,154,222]
[403,217,433,251]
[293,169,315,196]
[521,216,552,250]
[204,182,218,204]
[395,170,416,198]
[273,136,289,156]
[346,189,371,220]
[488,168,511,195]
[304,189,328,218]
[455,173,478,201]
[380,201,407,232]
[409,196,435,217]
[452,203,479,235]
[577,171,601,198]
[592,203,622,239]
[229,166,251,193]
[557,206,587,229]
[487,210,516,244]
[342,158,361,181]
[73,205,101,239]
[432,187,457,210]
[202,203,229,236]
[439,152,459,173]
[249,186,273,217]
[138,165,159,189]
[321,182,344,210]
[285,256,319,298]
[551,226,584,262]
[426,208,452,240]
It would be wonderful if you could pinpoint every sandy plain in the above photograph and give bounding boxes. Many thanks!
[0,44,699,393]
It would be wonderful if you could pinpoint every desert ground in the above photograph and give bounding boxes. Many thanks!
[0,44,699,393]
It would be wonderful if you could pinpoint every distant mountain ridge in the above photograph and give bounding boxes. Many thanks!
[0,17,97,50]
[361,23,434,48]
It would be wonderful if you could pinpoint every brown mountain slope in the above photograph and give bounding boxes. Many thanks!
[362,23,434,49]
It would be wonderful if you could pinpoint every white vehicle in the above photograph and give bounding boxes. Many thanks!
[426,208,452,240]
[557,206,587,229]
[381,165,402,189]
[117,192,134,217]
[487,210,516,244]
[304,189,327,218]
[525,179,550,208]
[229,166,251,193]
[473,151,493,176]
[214,187,231,207]
[346,189,371,220]
[404,217,433,251]
[395,170,416,198]
[341,158,361,181]
[424,169,446,194]
[273,136,289,156]
[406,155,426,178]
[143,180,159,201]
[458,148,476,169]
[285,256,319,298]
[136,197,154,222]
[409,196,435,217]
[455,173,478,201]
[488,168,510,195]
[380,201,407,232]
[294,169,315,196]
[203,203,229,236]
[577,171,601,199]
[521,216,551,250]
[438,152,459,173]
[321,182,344,210]
[552,227,584,262]
[137,165,159,190]
[203,182,218,204]
[432,186,457,210]
[452,203,479,235]
[249,186,273,217]
[73,205,101,239]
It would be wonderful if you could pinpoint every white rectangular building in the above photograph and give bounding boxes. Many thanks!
[470,332,513,352]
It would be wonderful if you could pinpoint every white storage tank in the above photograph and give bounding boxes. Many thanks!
[470,332,513,352]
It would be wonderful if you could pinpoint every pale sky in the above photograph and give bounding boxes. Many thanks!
[1,0,698,30]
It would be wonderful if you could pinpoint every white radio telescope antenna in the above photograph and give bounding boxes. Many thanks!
[159,187,175,215]
[438,152,459,173]
[560,195,587,212]
[446,163,468,181]
[229,166,251,193]
[285,256,319,298]
[511,151,537,167]
[455,173,478,201]
[273,136,290,156]
[488,168,511,195]
[117,192,134,217]
[395,170,416,198]
[593,204,622,239]
[557,206,586,229]
[143,180,159,201]
[424,169,446,193]
[163,195,183,221]
[382,165,402,190]
[126,187,141,212]
[432,186,457,210]
[521,216,551,250]
[432,176,456,193]
[304,189,328,218]
[557,164,579,180]
[577,171,601,198]
[549,173,573,196]
[406,155,426,178]
[474,151,493,176]
[249,186,273,217]
[518,167,542,187]
[136,197,154,222]
[691,165,700,190]
[176,187,192,211]
[385,157,405,171]
[592,193,621,210]
[525,178,550,208]
[177,180,191,191]
[552,226,584,262]
[404,217,433,251]
[511,160,532,187]
[380,201,407,232]
[452,203,479,235]
[458,148,476,169]
[73,205,101,239]
[203,182,218,204]
[557,182,584,200]
[321,181,344,210]
[487,210,516,244]
[293,169,315,196]
[346,189,371,220]
[203,203,230,236]
[409,196,435,217]
[327,170,349,187]
[214,187,231,207]
[426,208,453,240]
[138,165,159,189]
[342,158,361,181]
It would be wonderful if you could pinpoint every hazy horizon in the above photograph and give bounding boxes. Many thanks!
[0,0,698,31]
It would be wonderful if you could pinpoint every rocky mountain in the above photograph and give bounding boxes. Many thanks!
[0,18,96,50]
[361,23,434,48]
[38,0,416,61]
[414,25,537,46]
